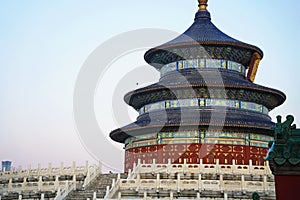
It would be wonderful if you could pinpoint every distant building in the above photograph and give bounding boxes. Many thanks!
[1,161,12,172]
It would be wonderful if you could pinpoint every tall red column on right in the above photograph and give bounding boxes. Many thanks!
[267,115,300,200]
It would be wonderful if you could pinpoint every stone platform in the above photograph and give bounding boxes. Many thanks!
[104,159,275,200]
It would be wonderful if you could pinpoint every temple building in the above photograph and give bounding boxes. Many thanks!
[110,0,285,172]
[104,0,287,199]
[2,1,298,199]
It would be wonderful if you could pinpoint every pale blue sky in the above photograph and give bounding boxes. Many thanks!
[0,0,299,172]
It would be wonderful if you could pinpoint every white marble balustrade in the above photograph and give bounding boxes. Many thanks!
[105,159,275,199]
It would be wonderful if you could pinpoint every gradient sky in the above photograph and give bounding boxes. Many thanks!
[0,0,299,172]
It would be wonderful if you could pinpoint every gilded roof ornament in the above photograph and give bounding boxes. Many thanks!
[198,0,208,11]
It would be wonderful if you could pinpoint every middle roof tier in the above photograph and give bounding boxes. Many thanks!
[124,68,285,110]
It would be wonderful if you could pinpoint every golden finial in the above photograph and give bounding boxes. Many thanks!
[198,0,208,11]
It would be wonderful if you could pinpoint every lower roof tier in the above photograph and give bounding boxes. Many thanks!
[124,69,285,110]
[110,107,273,143]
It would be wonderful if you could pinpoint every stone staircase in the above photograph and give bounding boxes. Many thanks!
[66,173,127,200]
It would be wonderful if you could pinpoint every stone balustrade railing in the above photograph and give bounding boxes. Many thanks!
[54,162,102,200]
[118,178,274,192]
[0,161,102,200]
[106,175,275,199]
[83,162,102,188]
[0,176,71,194]
[54,180,77,200]
[128,159,272,179]
[0,161,90,180]
[105,160,275,199]
[4,179,65,193]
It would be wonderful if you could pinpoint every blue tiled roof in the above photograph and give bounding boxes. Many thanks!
[124,68,286,110]
[166,11,242,44]
[110,107,274,143]
[144,10,263,67]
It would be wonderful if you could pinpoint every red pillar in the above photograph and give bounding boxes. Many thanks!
[275,176,300,200]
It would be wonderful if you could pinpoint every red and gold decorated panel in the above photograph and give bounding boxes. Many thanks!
[125,144,268,172]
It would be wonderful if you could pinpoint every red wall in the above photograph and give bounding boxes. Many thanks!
[125,144,268,171]
[275,176,300,200]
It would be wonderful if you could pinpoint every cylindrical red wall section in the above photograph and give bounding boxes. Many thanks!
[275,176,300,200]
[124,144,268,172]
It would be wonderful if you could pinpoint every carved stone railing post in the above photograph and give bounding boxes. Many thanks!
[85,161,89,173]
[133,162,136,170]
[266,161,271,174]
[48,163,52,174]
[177,174,181,193]
[199,159,203,172]
[37,163,41,176]
[8,178,12,191]
[9,166,13,174]
[60,162,64,174]
[105,186,110,198]
[17,165,22,174]
[197,192,200,199]
[219,174,224,192]
[38,176,43,191]
[112,179,115,189]
[72,161,76,174]
[84,167,91,187]
[183,159,187,174]
[232,159,236,171]
[127,168,132,179]
[156,173,160,192]
[73,174,76,190]
[263,174,268,194]
[98,161,102,174]
[65,180,69,193]
[167,159,171,174]
[27,164,31,176]
[56,187,61,199]
[117,192,121,200]
[23,177,27,190]
[170,191,173,200]
[249,160,253,174]
[198,174,203,192]
[224,193,228,200]
[216,159,220,174]
[241,175,245,194]
[54,175,59,190]
[137,172,140,183]
[137,159,141,172]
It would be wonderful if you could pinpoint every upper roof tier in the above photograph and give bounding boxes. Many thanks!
[144,1,263,82]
